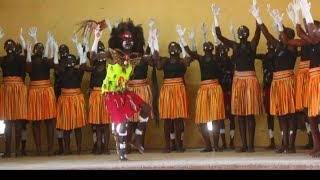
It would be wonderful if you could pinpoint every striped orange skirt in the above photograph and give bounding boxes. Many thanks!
[295,60,310,111]
[308,67,320,117]
[88,87,112,124]
[27,80,56,121]
[231,71,263,116]
[270,70,295,116]
[56,88,87,130]
[159,78,188,120]
[127,79,153,122]
[195,79,225,124]
[0,76,27,120]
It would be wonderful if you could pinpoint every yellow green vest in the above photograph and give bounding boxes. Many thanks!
[101,63,133,93]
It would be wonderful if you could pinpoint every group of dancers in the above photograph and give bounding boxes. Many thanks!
[1,0,320,161]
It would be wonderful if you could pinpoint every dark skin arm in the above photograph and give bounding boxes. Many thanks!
[280,30,306,47]
[251,22,261,51]
[141,51,158,67]
[259,23,279,48]
[297,24,319,45]
[79,63,86,74]
[184,46,201,60]
[80,62,93,72]
[306,22,320,41]
[215,27,237,50]
[215,44,219,59]
[181,57,194,67]
[155,56,168,70]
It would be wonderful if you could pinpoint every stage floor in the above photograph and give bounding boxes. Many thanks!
[1,148,320,170]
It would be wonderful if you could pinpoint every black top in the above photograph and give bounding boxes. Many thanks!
[54,59,67,98]
[233,42,256,71]
[29,57,51,81]
[132,60,148,80]
[61,68,84,89]
[310,43,320,68]
[198,55,222,81]
[219,56,234,92]
[301,44,311,61]
[54,70,62,98]
[163,60,187,79]
[90,61,106,87]
[1,55,26,78]
[261,54,275,89]
[273,44,297,72]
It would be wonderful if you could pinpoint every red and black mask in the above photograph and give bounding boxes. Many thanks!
[33,43,44,56]
[203,41,214,53]
[237,26,250,40]
[4,39,16,55]
[168,42,181,55]
[121,31,133,50]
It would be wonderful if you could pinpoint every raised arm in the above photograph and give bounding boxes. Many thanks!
[252,1,275,52]
[230,22,237,42]
[19,28,27,54]
[141,18,158,67]
[142,24,161,67]
[179,39,194,67]
[201,23,208,44]
[28,27,38,44]
[279,1,306,47]
[176,25,201,60]
[251,22,261,51]
[90,25,111,60]
[249,2,276,49]
[215,27,236,50]
[155,56,168,70]
[212,3,237,49]
[0,27,6,65]
[296,24,318,45]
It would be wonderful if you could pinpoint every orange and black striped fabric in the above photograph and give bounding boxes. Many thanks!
[159,78,188,120]
[27,80,56,121]
[308,67,320,117]
[127,79,153,122]
[56,88,87,130]
[270,70,295,116]
[195,79,225,124]
[231,71,263,116]
[295,60,310,111]
[0,76,27,120]
[88,87,112,124]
